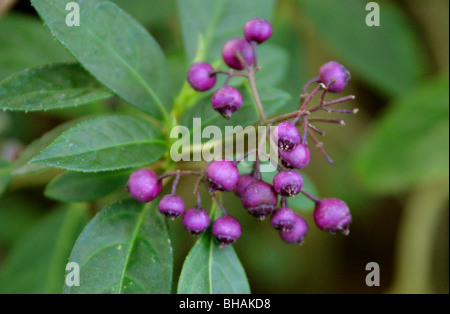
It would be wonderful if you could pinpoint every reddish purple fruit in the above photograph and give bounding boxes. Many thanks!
[187,62,217,91]
[314,198,352,235]
[273,121,301,151]
[280,214,308,245]
[273,170,304,197]
[279,143,310,169]
[182,208,211,235]
[244,18,273,44]
[212,216,242,248]
[206,159,240,192]
[158,194,185,219]
[319,61,351,93]
[222,38,254,70]
[127,169,162,203]
[211,86,243,119]
[241,181,278,220]
[271,207,297,231]
[234,174,255,198]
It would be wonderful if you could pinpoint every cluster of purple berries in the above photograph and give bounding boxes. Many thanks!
[126,18,356,248]
[187,18,274,118]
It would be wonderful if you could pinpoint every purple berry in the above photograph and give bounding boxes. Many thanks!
[271,207,297,231]
[273,121,301,150]
[222,38,254,70]
[241,181,278,220]
[318,61,351,93]
[234,174,255,198]
[206,159,240,192]
[273,170,304,197]
[244,18,273,44]
[314,198,352,235]
[279,214,308,245]
[158,194,185,219]
[127,169,162,203]
[182,208,211,235]
[211,86,243,119]
[279,143,310,169]
[187,62,216,91]
[212,216,242,248]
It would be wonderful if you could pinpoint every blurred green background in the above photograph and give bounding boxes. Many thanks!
[0,0,448,294]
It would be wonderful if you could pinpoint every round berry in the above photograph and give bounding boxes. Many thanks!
[244,18,273,44]
[314,198,352,235]
[234,174,255,198]
[212,86,243,119]
[206,159,240,192]
[273,121,301,150]
[127,169,162,203]
[273,170,304,197]
[187,62,216,91]
[212,216,242,248]
[279,143,310,169]
[318,61,351,93]
[158,194,185,219]
[280,214,308,245]
[222,38,254,70]
[241,181,278,220]
[271,207,297,231]
[182,208,211,235]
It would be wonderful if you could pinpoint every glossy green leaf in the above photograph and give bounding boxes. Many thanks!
[0,63,113,112]
[64,198,173,294]
[178,0,275,62]
[0,204,88,294]
[181,87,291,142]
[299,0,427,96]
[354,77,449,194]
[0,14,71,80]
[12,118,89,177]
[31,0,173,120]
[111,0,175,27]
[177,222,250,293]
[30,115,166,172]
[45,170,131,202]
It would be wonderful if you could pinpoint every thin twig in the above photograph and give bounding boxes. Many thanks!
[308,129,334,164]
[300,189,320,204]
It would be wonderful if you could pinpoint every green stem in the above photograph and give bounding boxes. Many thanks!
[389,178,449,294]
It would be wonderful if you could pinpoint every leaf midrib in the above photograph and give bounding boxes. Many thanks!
[0,88,112,106]
[117,203,150,294]
[32,138,166,163]
[42,0,169,120]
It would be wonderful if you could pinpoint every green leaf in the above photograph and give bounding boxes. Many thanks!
[11,118,88,177]
[181,87,291,142]
[45,170,130,202]
[30,115,166,172]
[237,159,319,211]
[31,0,173,120]
[111,0,175,27]
[0,14,71,80]
[256,44,290,87]
[0,204,88,294]
[299,0,427,96]
[177,228,250,294]
[64,198,173,294]
[354,77,449,194]
[178,0,276,62]
[0,63,113,112]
